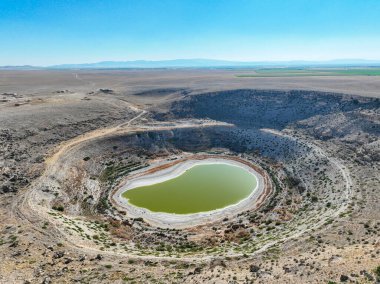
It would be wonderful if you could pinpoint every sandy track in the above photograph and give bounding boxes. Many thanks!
[11,108,236,259]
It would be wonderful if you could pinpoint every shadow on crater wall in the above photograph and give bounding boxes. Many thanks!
[169,89,379,130]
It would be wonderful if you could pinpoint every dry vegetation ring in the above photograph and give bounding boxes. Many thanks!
[111,155,271,228]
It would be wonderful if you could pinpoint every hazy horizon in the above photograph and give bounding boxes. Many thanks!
[3,58,380,67]
[1,0,380,66]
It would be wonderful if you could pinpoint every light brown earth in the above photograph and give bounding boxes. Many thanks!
[0,70,379,283]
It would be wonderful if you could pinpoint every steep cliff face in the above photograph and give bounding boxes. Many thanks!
[170,89,379,130]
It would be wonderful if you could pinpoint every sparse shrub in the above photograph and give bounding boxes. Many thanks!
[97,197,109,213]
[42,222,48,229]
[52,205,64,212]
[374,266,380,279]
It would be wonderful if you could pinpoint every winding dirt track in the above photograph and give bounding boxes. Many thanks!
[10,108,235,261]
[10,108,353,262]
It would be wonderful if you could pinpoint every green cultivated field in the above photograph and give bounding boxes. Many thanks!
[122,163,257,214]
[236,68,380,77]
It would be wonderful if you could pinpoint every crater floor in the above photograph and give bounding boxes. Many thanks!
[113,157,265,227]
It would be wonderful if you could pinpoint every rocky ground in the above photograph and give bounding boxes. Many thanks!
[0,70,379,283]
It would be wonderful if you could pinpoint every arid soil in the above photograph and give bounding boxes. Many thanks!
[0,70,379,283]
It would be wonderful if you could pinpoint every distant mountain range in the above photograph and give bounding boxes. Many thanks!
[2,59,380,70]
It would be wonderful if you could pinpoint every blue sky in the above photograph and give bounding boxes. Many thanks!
[1,0,380,65]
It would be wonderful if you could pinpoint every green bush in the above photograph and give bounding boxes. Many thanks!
[52,205,64,212]
[374,266,380,278]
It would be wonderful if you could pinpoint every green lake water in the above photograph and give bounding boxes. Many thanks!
[122,163,257,214]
